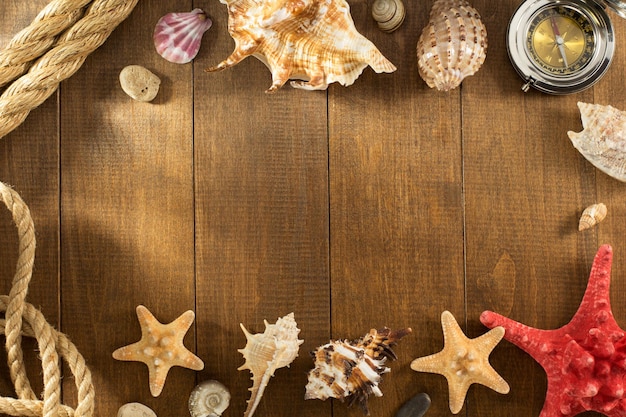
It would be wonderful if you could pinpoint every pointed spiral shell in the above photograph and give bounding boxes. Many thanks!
[416,0,487,91]
[372,0,406,33]
[579,203,607,231]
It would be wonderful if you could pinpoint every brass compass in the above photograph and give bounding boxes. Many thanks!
[508,0,626,94]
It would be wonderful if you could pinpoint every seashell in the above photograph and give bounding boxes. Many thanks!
[568,102,626,182]
[119,65,161,102]
[416,0,487,91]
[305,327,411,415]
[578,203,607,231]
[117,402,157,417]
[205,0,396,93]
[154,9,213,64]
[189,380,231,417]
[372,0,406,33]
[239,312,304,417]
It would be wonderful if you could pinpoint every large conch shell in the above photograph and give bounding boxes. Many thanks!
[568,102,626,182]
[238,313,303,417]
[206,0,396,92]
[305,327,411,415]
[416,0,487,91]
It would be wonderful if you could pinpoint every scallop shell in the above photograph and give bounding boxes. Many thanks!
[568,102,626,182]
[305,327,411,414]
[189,380,231,417]
[238,312,304,417]
[372,0,406,33]
[578,203,607,231]
[206,0,396,92]
[154,9,213,64]
[416,0,487,91]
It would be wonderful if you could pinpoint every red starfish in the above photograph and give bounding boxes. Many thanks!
[481,244,626,417]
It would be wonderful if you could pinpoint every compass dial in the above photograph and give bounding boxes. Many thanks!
[526,6,595,75]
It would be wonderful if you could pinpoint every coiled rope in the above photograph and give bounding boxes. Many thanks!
[0,182,94,417]
[0,0,140,139]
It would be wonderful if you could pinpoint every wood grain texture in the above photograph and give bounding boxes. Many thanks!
[0,1,626,417]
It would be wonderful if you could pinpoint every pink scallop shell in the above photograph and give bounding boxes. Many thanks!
[154,9,212,64]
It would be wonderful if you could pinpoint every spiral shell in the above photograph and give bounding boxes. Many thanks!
[416,0,487,91]
[239,313,304,417]
[579,203,607,231]
[154,9,212,64]
[206,0,396,92]
[372,0,406,33]
[305,327,411,414]
[568,102,626,182]
[188,380,231,417]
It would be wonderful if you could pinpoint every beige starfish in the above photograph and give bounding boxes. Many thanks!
[112,305,204,396]
[410,310,509,414]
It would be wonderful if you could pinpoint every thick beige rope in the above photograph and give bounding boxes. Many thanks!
[0,0,92,88]
[0,0,140,139]
[0,181,94,417]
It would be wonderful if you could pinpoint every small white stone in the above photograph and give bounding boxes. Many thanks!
[119,65,161,102]
[117,402,157,417]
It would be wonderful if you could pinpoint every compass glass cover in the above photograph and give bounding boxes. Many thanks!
[526,5,595,75]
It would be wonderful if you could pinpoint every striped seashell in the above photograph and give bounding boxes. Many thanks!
[206,0,396,92]
[416,0,487,91]
[305,327,411,414]
[154,9,212,64]
[579,203,607,231]
[568,102,626,182]
[372,0,406,33]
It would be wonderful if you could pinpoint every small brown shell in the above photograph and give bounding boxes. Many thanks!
[372,0,406,33]
[416,0,487,91]
[579,203,607,231]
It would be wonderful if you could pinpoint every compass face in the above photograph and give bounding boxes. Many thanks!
[527,6,595,75]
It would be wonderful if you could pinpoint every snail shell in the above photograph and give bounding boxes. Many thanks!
[117,403,157,417]
[579,203,607,231]
[188,380,231,417]
[416,0,487,91]
[372,0,406,33]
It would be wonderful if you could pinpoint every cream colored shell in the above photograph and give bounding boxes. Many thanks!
[372,0,406,33]
[206,0,396,92]
[416,0,487,91]
[578,203,607,231]
[238,313,303,417]
[188,380,231,417]
[568,102,626,182]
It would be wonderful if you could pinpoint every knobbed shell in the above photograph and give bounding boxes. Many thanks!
[189,380,231,417]
[372,0,406,33]
[305,327,412,414]
[206,0,396,92]
[579,203,607,231]
[568,102,626,182]
[416,0,487,91]
[239,313,304,417]
[154,9,213,64]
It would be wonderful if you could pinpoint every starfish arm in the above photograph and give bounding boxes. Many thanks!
[148,360,172,397]
[441,311,470,347]
[474,363,510,394]
[112,342,144,361]
[474,326,505,352]
[410,351,449,375]
[446,375,472,414]
[173,310,197,333]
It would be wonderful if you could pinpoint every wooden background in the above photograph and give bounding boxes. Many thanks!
[1,0,625,416]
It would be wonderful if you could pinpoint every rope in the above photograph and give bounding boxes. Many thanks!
[0,0,140,139]
[0,181,95,417]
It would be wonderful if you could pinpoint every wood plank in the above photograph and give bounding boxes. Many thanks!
[329,1,465,416]
[59,1,195,415]
[194,2,330,417]
[464,1,607,416]
[0,0,60,401]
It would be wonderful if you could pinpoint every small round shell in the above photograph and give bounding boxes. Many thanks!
[578,203,607,231]
[372,0,406,33]
[189,380,231,417]
[118,403,157,417]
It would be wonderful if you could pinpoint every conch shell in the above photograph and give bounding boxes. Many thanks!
[578,203,607,231]
[305,327,411,414]
[568,102,626,182]
[206,0,396,92]
[238,313,303,417]
[416,0,487,91]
